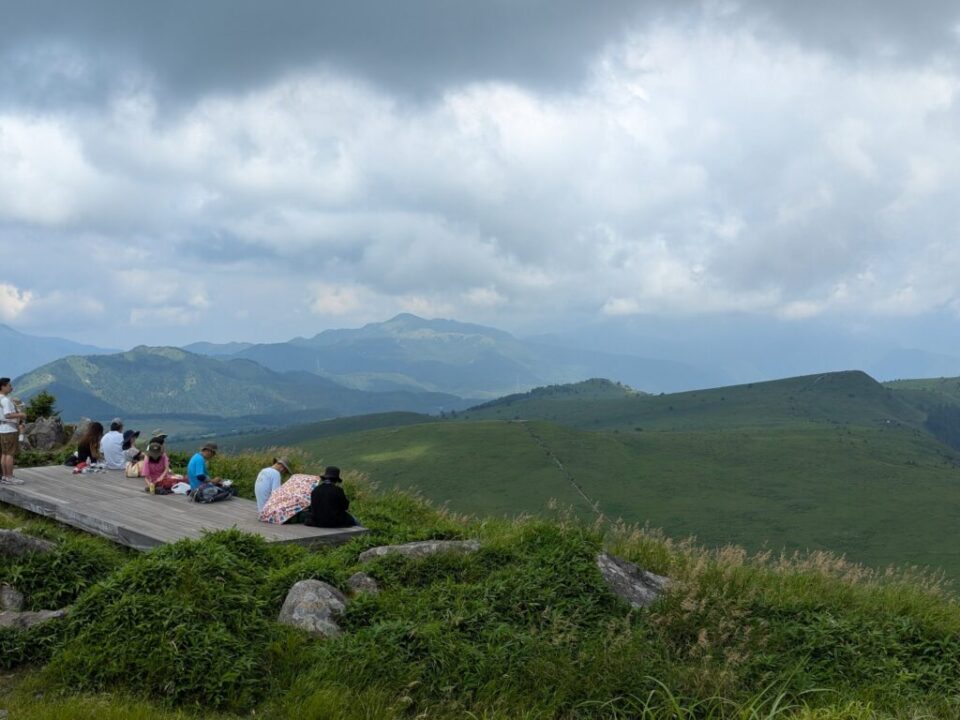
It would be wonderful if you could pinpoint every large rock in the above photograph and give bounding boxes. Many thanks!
[0,529,57,558]
[0,584,24,612]
[278,580,348,637]
[27,416,67,451]
[358,539,481,563]
[346,572,380,596]
[596,552,670,609]
[70,418,92,444]
[0,608,69,630]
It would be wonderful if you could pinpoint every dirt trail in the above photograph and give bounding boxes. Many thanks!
[520,422,604,518]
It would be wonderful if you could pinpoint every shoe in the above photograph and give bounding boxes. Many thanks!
[1,475,24,485]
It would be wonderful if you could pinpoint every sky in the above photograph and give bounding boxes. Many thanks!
[1,0,960,367]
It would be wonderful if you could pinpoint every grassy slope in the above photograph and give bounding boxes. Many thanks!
[294,418,960,579]
[466,370,925,431]
[886,376,960,410]
[4,451,960,719]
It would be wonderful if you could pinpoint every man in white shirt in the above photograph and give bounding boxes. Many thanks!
[254,457,292,512]
[0,378,26,484]
[100,418,126,470]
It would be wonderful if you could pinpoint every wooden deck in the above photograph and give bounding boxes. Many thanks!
[0,466,366,551]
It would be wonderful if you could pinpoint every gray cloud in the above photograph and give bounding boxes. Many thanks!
[0,0,648,105]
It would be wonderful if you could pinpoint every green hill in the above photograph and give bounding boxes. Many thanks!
[226,371,960,580]
[465,370,925,431]
[285,418,960,578]
[14,346,472,423]
[886,376,960,409]
[4,450,960,719]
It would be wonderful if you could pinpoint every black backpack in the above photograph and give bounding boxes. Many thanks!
[192,482,234,503]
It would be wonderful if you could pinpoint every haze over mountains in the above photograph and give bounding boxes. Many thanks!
[0,324,116,379]
[14,346,471,435]
[184,313,719,397]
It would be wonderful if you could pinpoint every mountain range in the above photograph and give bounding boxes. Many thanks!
[185,313,720,397]
[14,346,472,433]
[0,324,116,379]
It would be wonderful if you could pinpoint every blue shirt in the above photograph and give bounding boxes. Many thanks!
[187,452,208,490]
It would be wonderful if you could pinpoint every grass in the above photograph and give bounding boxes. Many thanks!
[3,451,960,717]
[288,417,960,580]
[464,371,925,432]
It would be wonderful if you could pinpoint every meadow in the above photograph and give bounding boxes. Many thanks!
[4,451,960,719]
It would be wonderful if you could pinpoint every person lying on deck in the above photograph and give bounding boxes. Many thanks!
[306,466,359,528]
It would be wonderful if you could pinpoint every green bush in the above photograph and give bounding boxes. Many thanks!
[24,391,59,423]
[44,531,293,711]
[1,534,129,610]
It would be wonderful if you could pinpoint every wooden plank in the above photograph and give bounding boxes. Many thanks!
[0,466,367,550]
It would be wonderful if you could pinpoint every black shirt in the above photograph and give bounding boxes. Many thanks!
[307,481,355,527]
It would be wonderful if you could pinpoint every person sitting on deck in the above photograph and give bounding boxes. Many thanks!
[306,466,359,528]
[76,422,104,464]
[142,441,184,493]
[258,473,320,524]
[187,442,221,491]
[100,418,126,470]
[122,429,143,463]
[254,457,292,512]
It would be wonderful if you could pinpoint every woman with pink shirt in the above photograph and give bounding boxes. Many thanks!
[142,441,182,493]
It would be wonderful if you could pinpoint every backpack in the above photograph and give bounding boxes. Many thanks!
[192,482,234,503]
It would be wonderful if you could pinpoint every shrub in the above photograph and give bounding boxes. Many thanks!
[43,531,294,711]
[24,390,59,423]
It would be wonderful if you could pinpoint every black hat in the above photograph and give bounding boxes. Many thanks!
[123,430,140,442]
[320,466,341,481]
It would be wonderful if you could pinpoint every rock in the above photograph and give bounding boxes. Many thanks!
[27,416,67,451]
[358,539,481,563]
[0,608,69,630]
[346,572,380,595]
[0,529,57,558]
[278,580,348,637]
[0,584,24,612]
[71,418,92,444]
[596,552,670,609]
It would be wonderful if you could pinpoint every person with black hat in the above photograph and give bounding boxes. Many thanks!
[306,466,358,528]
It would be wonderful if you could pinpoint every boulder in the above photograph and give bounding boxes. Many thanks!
[346,572,380,595]
[0,529,57,558]
[0,608,69,630]
[278,580,348,637]
[27,416,67,451]
[0,584,24,612]
[71,418,92,444]
[358,539,481,563]
[596,552,670,609]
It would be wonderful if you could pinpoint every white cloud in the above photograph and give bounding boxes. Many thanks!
[0,283,32,321]
[2,11,960,348]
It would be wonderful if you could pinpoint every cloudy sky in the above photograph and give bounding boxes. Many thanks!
[1,0,960,360]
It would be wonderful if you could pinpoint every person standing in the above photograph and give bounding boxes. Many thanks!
[187,442,221,491]
[100,418,126,470]
[0,378,26,485]
[254,457,292,512]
